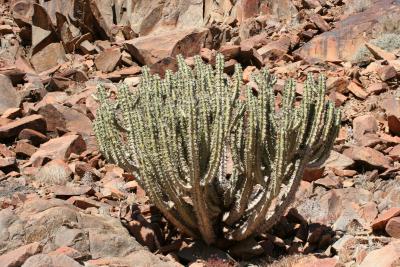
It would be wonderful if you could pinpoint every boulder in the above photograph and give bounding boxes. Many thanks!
[0,75,21,115]
[30,43,66,73]
[360,241,400,267]
[295,0,400,62]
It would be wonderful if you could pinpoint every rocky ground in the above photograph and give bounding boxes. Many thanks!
[0,0,399,266]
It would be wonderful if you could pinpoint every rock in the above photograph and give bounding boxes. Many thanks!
[343,146,391,170]
[127,220,158,252]
[359,241,400,267]
[86,250,180,267]
[34,159,72,185]
[315,176,341,189]
[124,28,210,68]
[30,134,86,166]
[219,44,240,60]
[0,198,143,258]
[326,77,349,94]
[377,65,397,81]
[0,115,46,140]
[178,242,234,263]
[37,104,95,149]
[324,150,354,170]
[22,253,83,267]
[365,43,397,61]
[67,196,107,210]
[353,114,378,145]
[0,242,41,267]
[1,108,22,120]
[381,96,400,135]
[30,43,66,73]
[50,185,93,198]
[239,43,263,68]
[257,36,291,60]
[303,167,325,182]
[15,141,37,157]
[94,48,121,73]
[0,157,16,169]
[309,13,330,32]
[386,217,400,238]
[371,207,400,231]
[366,82,388,94]
[0,75,21,115]
[295,1,400,62]
[347,81,368,99]
[18,129,49,146]
[292,255,338,267]
[79,40,97,55]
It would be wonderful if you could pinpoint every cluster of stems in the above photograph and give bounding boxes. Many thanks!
[93,54,340,244]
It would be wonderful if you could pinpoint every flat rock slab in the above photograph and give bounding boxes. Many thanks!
[0,115,46,139]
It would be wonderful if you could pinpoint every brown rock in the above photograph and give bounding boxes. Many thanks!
[366,82,388,94]
[219,45,240,60]
[381,96,400,135]
[15,141,37,157]
[1,108,22,120]
[21,253,83,267]
[95,48,121,73]
[124,28,210,66]
[0,157,16,168]
[359,241,400,267]
[389,144,400,160]
[352,114,378,144]
[257,36,291,60]
[127,220,158,252]
[377,65,397,81]
[67,196,107,209]
[0,75,21,115]
[347,81,368,99]
[293,255,338,267]
[315,176,340,189]
[343,146,391,170]
[365,43,397,61]
[30,43,66,73]
[30,134,86,166]
[0,115,46,139]
[302,0,322,9]
[0,242,41,267]
[18,129,49,146]
[310,13,330,32]
[303,167,325,182]
[326,77,349,94]
[50,185,93,197]
[386,217,400,238]
[329,91,347,107]
[324,150,354,170]
[79,40,97,55]
[295,1,400,62]
[372,207,400,230]
[239,44,263,68]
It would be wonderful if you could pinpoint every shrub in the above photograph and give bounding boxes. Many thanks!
[93,54,340,245]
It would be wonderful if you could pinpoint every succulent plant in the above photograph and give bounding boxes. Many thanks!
[93,54,340,245]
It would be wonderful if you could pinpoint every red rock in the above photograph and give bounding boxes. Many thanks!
[0,75,21,115]
[324,150,354,170]
[372,207,400,230]
[326,77,349,94]
[67,196,107,209]
[30,134,86,166]
[347,81,369,99]
[50,185,93,197]
[257,36,291,60]
[1,108,22,120]
[293,255,338,267]
[377,65,397,81]
[21,253,82,267]
[94,48,122,73]
[303,167,325,182]
[359,241,400,267]
[315,176,340,189]
[365,43,397,61]
[30,43,66,73]
[219,45,240,60]
[239,44,263,68]
[15,141,37,157]
[310,13,330,32]
[389,144,400,160]
[352,114,378,144]
[0,242,41,267]
[0,157,16,168]
[124,28,210,66]
[18,129,49,146]
[295,1,400,62]
[236,0,260,22]
[343,146,391,170]
[0,115,46,139]
[381,96,400,135]
[366,82,388,94]
[51,246,83,260]
[386,217,400,238]
[302,0,322,9]
[127,220,158,252]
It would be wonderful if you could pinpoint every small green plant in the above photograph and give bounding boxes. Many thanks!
[93,54,340,245]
